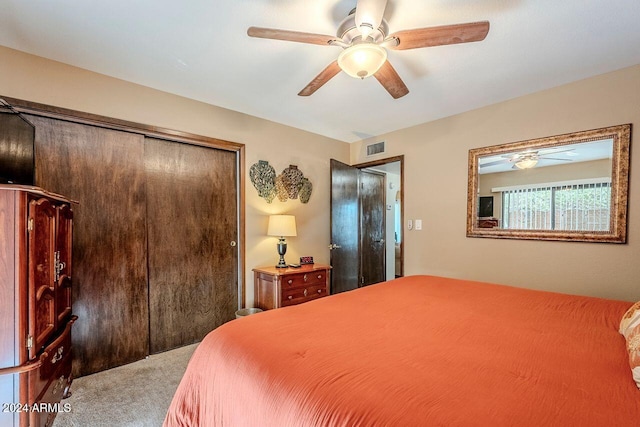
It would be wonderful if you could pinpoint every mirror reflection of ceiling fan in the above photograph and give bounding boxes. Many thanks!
[481,148,576,170]
[247,0,490,99]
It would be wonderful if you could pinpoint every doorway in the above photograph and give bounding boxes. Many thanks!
[330,156,404,294]
[361,160,403,280]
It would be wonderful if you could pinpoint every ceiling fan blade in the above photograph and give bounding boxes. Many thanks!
[388,21,490,50]
[247,27,338,46]
[502,150,537,159]
[539,157,573,161]
[374,60,409,99]
[298,61,342,96]
[539,148,575,155]
[355,0,388,34]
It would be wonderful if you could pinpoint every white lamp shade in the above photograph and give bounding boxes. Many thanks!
[338,44,387,79]
[267,215,297,237]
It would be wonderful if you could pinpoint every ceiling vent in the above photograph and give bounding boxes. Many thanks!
[366,141,385,156]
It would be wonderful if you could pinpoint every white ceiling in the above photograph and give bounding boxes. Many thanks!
[1,1,639,143]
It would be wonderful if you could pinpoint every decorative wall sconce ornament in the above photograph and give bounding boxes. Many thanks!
[299,178,312,204]
[282,165,304,199]
[275,174,288,202]
[249,161,313,204]
[249,160,276,203]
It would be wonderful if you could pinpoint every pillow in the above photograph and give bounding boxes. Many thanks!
[626,323,640,389]
[620,301,640,339]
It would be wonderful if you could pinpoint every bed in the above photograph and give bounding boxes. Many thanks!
[164,275,640,426]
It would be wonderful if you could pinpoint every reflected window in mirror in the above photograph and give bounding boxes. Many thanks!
[467,124,631,243]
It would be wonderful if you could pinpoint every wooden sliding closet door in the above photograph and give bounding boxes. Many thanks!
[145,138,238,354]
[28,116,149,377]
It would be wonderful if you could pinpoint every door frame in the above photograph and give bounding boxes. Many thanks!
[354,155,404,278]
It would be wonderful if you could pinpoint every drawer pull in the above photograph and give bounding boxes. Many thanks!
[51,346,64,364]
[317,289,322,294]
[288,295,293,300]
[303,289,308,297]
[303,274,308,282]
[288,279,293,285]
[317,275,322,279]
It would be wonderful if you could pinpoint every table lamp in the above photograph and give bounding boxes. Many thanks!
[267,215,297,268]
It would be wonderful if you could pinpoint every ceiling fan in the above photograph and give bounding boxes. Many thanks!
[481,149,575,170]
[247,0,489,99]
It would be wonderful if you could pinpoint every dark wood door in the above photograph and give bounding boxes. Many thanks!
[29,113,241,375]
[359,171,386,286]
[28,197,56,357]
[30,115,149,377]
[145,137,239,353]
[330,159,360,294]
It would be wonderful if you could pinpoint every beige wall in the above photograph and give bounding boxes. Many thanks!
[0,46,350,307]
[351,64,640,302]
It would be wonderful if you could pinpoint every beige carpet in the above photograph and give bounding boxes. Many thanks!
[53,343,198,427]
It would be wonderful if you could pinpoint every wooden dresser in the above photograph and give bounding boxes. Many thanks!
[253,264,331,310]
[0,185,76,427]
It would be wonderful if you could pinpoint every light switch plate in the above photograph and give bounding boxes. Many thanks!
[407,219,413,230]
[415,219,422,230]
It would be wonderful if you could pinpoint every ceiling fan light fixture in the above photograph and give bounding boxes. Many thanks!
[515,158,538,169]
[337,43,387,79]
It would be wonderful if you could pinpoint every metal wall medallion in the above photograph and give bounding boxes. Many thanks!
[249,160,276,203]
[281,165,304,199]
[299,178,312,204]
[249,161,313,204]
[275,174,289,202]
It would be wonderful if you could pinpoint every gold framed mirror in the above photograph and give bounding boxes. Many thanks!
[467,124,631,243]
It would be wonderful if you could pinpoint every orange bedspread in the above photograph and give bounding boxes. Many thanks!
[164,275,640,426]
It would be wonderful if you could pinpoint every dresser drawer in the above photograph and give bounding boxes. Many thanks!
[30,355,72,427]
[281,270,327,289]
[31,317,75,403]
[281,283,327,306]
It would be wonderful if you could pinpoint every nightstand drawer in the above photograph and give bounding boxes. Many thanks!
[282,271,327,289]
[253,264,331,310]
[281,283,327,306]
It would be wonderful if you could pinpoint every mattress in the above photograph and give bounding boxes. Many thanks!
[164,275,639,426]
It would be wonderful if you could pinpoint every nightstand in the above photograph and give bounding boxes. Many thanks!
[253,264,331,310]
